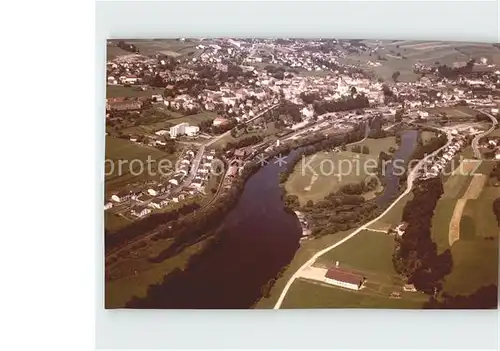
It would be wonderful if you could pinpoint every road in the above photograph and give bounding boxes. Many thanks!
[273,128,452,309]
[472,111,498,159]
[205,104,280,147]
[173,104,280,192]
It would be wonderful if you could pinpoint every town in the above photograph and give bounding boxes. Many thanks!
[104,38,499,310]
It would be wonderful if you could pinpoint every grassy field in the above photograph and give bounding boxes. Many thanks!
[105,211,131,233]
[431,198,458,252]
[105,136,177,195]
[106,85,165,98]
[366,193,413,231]
[426,106,477,119]
[280,230,428,309]
[443,238,499,296]
[124,39,202,57]
[315,230,396,276]
[421,131,437,145]
[105,236,211,308]
[430,159,499,295]
[461,183,500,239]
[281,279,425,309]
[488,128,500,137]
[107,45,132,60]
[284,137,396,205]
[344,41,500,83]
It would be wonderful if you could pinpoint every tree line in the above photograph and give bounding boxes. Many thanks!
[105,201,201,254]
[392,177,453,295]
[312,94,370,115]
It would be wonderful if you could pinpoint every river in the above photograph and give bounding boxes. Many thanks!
[132,129,418,308]
[376,129,418,207]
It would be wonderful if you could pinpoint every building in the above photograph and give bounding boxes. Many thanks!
[392,221,409,237]
[104,202,113,210]
[147,188,159,196]
[169,123,199,138]
[234,149,246,159]
[213,117,229,127]
[149,199,169,209]
[324,263,365,290]
[131,206,151,218]
[403,284,417,292]
[169,122,189,138]
[110,191,132,203]
[184,125,200,137]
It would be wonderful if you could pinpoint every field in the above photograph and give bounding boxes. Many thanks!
[315,230,395,275]
[281,279,424,309]
[105,211,131,233]
[343,41,500,83]
[489,128,500,137]
[280,230,427,308]
[366,192,413,231]
[122,39,204,57]
[106,235,212,308]
[429,157,499,295]
[284,137,396,204]
[425,106,477,119]
[442,238,498,296]
[105,136,177,196]
[106,85,165,98]
[107,45,132,60]
[421,131,436,145]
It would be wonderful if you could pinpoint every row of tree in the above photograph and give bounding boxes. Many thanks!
[105,201,201,254]
[312,94,370,115]
[392,177,453,295]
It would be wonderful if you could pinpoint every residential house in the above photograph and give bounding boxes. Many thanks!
[111,190,132,203]
[392,222,409,237]
[149,198,169,209]
[147,188,159,196]
[131,206,151,218]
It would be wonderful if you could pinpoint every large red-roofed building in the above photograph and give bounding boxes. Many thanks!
[324,265,365,290]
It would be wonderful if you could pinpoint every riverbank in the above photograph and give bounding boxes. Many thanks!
[294,210,312,240]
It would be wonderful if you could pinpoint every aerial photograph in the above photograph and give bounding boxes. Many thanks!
[104,38,499,309]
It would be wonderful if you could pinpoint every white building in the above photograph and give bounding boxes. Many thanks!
[169,123,199,138]
[169,122,189,138]
[155,130,169,136]
[131,206,151,218]
[185,125,200,137]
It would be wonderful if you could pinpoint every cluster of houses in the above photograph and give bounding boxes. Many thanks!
[477,136,500,160]
[420,132,468,180]
[105,148,217,219]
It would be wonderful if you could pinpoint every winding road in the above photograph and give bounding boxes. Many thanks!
[273,128,452,309]
[472,111,498,159]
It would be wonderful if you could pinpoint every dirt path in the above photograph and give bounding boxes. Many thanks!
[273,128,452,309]
[448,174,488,246]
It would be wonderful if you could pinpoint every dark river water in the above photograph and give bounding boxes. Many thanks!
[376,129,418,206]
[135,129,418,308]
